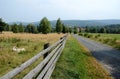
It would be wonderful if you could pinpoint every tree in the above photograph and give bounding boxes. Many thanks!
[56,18,63,33]
[89,27,97,33]
[62,24,66,33]
[25,23,38,33]
[118,28,120,34]
[38,17,51,34]
[4,25,11,31]
[100,27,106,33]
[85,26,89,32]
[12,24,19,33]
[74,26,78,34]
[79,28,82,33]
[51,27,56,33]
[32,25,38,33]
[69,27,72,33]
[0,18,7,33]
[18,23,24,33]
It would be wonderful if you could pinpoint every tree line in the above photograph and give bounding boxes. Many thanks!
[79,25,120,34]
[1,17,120,34]
[0,17,72,34]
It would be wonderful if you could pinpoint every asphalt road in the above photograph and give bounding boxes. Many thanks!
[73,34,120,79]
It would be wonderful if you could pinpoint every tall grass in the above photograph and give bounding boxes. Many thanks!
[0,33,64,78]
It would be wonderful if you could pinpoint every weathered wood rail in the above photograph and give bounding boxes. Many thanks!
[0,34,68,79]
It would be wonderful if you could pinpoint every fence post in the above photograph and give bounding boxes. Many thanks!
[60,37,63,40]
[43,43,50,59]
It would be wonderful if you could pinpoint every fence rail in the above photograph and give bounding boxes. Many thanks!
[0,34,68,79]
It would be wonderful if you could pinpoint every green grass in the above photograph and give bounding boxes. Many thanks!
[51,35,111,79]
[79,33,120,50]
[91,33,120,40]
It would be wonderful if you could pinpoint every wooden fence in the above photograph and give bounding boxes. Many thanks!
[0,34,68,79]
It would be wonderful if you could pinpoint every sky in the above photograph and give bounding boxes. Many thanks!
[0,0,120,22]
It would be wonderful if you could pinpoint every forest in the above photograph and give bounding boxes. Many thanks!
[0,17,120,34]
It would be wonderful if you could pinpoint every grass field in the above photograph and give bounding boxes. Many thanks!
[0,33,64,78]
[51,35,112,79]
[91,33,120,40]
[79,33,120,49]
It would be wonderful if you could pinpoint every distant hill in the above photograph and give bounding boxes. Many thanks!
[55,20,120,27]
[8,21,29,26]
[8,19,120,27]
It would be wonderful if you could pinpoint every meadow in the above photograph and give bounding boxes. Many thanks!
[0,33,64,78]
[90,33,120,40]
[79,33,120,49]
[51,35,112,79]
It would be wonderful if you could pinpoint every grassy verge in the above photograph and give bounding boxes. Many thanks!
[51,35,112,79]
[91,33,120,40]
[79,33,120,50]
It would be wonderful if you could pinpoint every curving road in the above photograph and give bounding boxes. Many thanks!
[73,34,120,79]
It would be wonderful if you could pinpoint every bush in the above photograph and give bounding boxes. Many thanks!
[111,38,117,44]
[103,38,111,43]
[98,38,102,41]
[115,44,120,50]
[87,35,93,38]
[94,34,101,38]
[74,31,77,34]
[84,33,89,37]
[94,35,98,38]
[103,38,117,44]
[98,34,101,37]
[79,33,84,36]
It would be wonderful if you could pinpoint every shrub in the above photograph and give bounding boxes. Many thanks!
[94,34,101,38]
[98,34,101,37]
[103,38,117,44]
[103,38,111,43]
[115,44,120,50]
[98,38,102,41]
[74,31,77,34]
[79,33,84,36]
[94,35,98,38]
[87,35,93,38]
[84,33,89,37]
[111,38,117,44]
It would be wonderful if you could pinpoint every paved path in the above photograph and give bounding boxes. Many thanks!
[73,34,120,79]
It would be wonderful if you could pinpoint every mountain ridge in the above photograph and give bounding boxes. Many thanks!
[8,19,120,27]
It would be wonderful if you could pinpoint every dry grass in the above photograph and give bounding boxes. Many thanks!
[0,33,64,43]
[2,31,13,34]
[0,33,64,78]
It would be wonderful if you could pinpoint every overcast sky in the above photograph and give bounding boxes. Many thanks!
[0,0,120,22]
